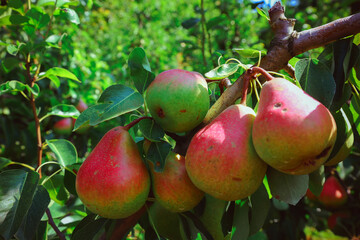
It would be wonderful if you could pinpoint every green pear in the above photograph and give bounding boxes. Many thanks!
[76,126,150,219]
[325,108,354,166]
[148,201,182,240]
[150,151,204,212]
[252,78,337,175]
[145,69,209,133]
[185,104,267,201]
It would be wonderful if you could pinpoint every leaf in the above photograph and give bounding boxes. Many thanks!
[233,48,266,58]
[267,168,309,205]
[295,58,336,108]
[0,170,39,240]
[221,201,235,237]
[138,118,164,142]
[38,0,71,7]
[7,44,19,56]
[205,63,239,80]
[43,174,69,205]
[40,67,80,82]
[0,80,40,97]
[256,7,269,20]
[128,47,155,94]
[85,84,144,125]
[0,157,12,170]
[64,164,80,196]
[181,211,214,240]
[146,141,172,172]
[206,15,227,30]
[308,166,325,196]
[71,215,108,240]
[249,184,270,235]
[8,0,23,9]
[2,57,20,73]
[26,8,50,29]
[181,18,200,29]
[34,221,48,240]
[46,139,78,167]
[62,8,80,25]
[15,185,50,240]
[232,201,249,240]
[43,104,80,119]
[10,15,29,25]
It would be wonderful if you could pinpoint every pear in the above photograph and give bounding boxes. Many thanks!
[145,69,209,133]
[325,108,353,166]
[150,151,204,212]
[75,126,150,219]
[53,118,73,135]
[252,78,337,175]
[185,104,267,201]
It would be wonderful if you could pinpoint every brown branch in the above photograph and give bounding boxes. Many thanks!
[284,63,295,78]
[46,208,66,240]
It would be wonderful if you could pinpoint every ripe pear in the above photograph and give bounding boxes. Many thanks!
[53,118,73,135]
[185,104,267,201]
[325,108,353,166]
[145,69,209,133]
[252,78,337,175]
[150,151,204,212]
[76,126,150,219]
[318,176,348,208]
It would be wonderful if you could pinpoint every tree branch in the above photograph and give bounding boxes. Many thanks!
[46,209,66,240]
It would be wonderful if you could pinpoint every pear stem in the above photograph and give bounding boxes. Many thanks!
[250,66,275,81]
[123,116,153,131]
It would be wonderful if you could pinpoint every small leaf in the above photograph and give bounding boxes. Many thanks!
[138,118,164,142]
[295,58,336,108]
[2,57,20,73]
[181,18,200,29]
[256,7,269,20]
[64,164,80,196]
[10,15,29,25]
[44,104,80,119]
[46,139,78,167]
[0,170,40,240]
[7,44,19,56]
[37,0,71,7]
[232,201,249,240]
[71,215,108,240]
[233,48,266,58]
[43,174,69,205]
[128,47,155,94]
[41,67,80,82]
[0,157,12,170]
[8,0,23,9]
[15,185,50,240]
[0,80,39,97]
[267,168,309,205]
[249,184,270,235]
[206,15,227,30]
[181,211,215,240]
[73,103,110,130]
[62,8,80,25]
[308,166,325,196]
[146,141,172,172]
[205,63,239,80]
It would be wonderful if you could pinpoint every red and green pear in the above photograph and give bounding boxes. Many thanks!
[185,104,267,201]
[150,151,204,212]
[318,176,348,208]
[325,108,354,166]
[72,118,90,134]
[53,118,73,135]
[75,126,150,219]
[76,99,88,113]
[252,78,337,175]
[145,69,209,133]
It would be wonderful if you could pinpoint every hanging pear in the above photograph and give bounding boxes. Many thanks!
[76,126,150,219]
[252,78,337,175]
[185,104,267,201]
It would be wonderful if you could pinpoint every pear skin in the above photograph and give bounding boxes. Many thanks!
[252,78,337,175]
[185,104,267,201]
[145,69,209,133]
[76,126,150,219]
[151,151,204,212]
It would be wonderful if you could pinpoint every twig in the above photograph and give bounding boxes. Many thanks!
[284,63,295,78]
[46,209,66,240]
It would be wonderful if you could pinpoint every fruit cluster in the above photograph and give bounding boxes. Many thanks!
[75,68,348,221]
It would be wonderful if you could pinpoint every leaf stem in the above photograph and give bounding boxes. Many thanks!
[9,162,35,171]
[46,208,66,240]
[123,116,153,131]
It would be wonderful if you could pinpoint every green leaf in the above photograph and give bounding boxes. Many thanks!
[71,215,108,240]
[37,0,71,7]
[206,15,227,30]
[7,44,19,56]
[8,0,23,9]
[47,75,61,87]
[0,80,39,97]
[233,48,266,58]
[205,63,239,80]
[26,8,50,29]
[181,18,200,29]
[249,184,270,235]
[43,174,69,205]
[308,166,325,196]
[295,58,336,108]
[43,104,80,120]
[83,84,144,125]
[10,15,29,24]
[0,157,12,170]
[62,8,80,25]
[2,57,20,73]
[181,211,214,240]
[139,118,164,142]
[0,16,11,26]
[146,141,172,172]
[34,221,48,240]
[267,168,309,205]
[256,7,269,20]
[64,164,80,196]
[15,185,50,240]
[46,139,78,167]
[272,198,289,211]
[128,47,155,94]
[41,67,80,82]
[0,170,39,240]
[232,201,249,240]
